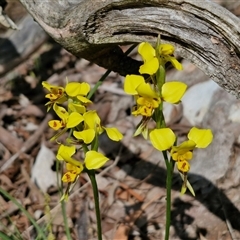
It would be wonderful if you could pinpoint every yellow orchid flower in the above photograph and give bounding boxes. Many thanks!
[62,163,83,183]
[48,104,84,131]
[124,75,160,117]
[56,144,83,167]
[170,128,213,173]
[42,81,67,111]
[171,140,196,173]
[74,110,123,143]
[57,145,84,201]
[137,42,183,74]
[124,76,187,117]
[158,44,183,70]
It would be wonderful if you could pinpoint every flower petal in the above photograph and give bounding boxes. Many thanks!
[139,57,159,75]
[68,102,86,114]
[85,151,109,169]
[48,120,63,130]
[77,95,92,103]
[168,57,183,70]
[124,75,145,95]
[104,127,123,141]
[177,160,190,173]
[62,172,77,183]
[65,82,90,97]
[66,163,83,173]
[66,112,84,128]
[53,104,68,121]
[159,44,175,55]
[171,140,196,157]
[42,81,52,91]
[73,129,95,144]
[162,82,187,104]
[138,42,156,62]
[83,111,101,129]
[136,82,159,99]
[188,127,213,148]
[149,128,176,151]
[56,145,76,161]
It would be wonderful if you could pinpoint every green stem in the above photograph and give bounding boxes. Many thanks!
[87,44,138,100]
[157,65,166,92]
[61,201,72,240]
[87,70,111,99]
[58,161,72,240]
[163,151,174,240]
[87,170,102,240]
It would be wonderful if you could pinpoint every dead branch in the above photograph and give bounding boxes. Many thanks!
[18,0,240,98]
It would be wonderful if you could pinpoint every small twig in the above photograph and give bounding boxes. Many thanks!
[0,113,52,173]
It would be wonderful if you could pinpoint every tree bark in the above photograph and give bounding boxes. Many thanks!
[18,0,240,98]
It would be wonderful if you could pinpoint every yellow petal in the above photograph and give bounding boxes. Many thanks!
[53,104,68,121]
[42,81,52,91]
[104,127,123,141]
[124,75,145,95]
[168,57,183,70]
[79,82,91,95]
[73,129,95,144]
[62,171,78,183]
[85,151,109,170]
[83,111,101,129]
[139,57,159,75]
[56,145,76,161]
[45,93,58,100]
[48,120,63,130]
[177,160,190,173]
[60,152,82,167]
[65,82,90,97]
[188,127,213,148]
[171,140,196,157]
[159,44,175,55]
[136,82,159,99]
[65,82,81,96]
[77,95,92,104]
[138,42,156,62]
[68,102,86,114]
[66,112,84,128]
[66,163,83,174]
[162,82,187,104]
[149,128,176,151]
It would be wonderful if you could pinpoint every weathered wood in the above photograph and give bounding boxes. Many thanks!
[18,0,240,98]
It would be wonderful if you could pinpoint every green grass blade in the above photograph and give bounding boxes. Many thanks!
[0,187,47,239]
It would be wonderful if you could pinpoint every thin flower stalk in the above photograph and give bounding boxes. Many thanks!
[123,38,213,240]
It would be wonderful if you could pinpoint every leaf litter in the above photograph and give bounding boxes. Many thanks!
[1,2,240,239]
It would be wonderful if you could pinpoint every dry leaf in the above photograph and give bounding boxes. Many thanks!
[31,143,59,192]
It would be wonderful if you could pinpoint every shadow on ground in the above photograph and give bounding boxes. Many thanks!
[100,139,240,239]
